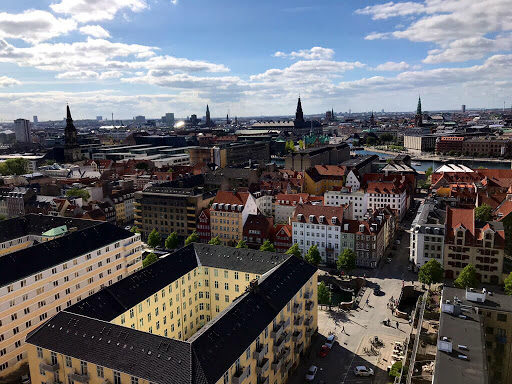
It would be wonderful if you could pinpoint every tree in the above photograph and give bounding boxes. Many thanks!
[475,204,492,222]
[142,252,158,268]
[259,240,276,252]
[298,140,305,150]
[66,188,90,201]
[130,226,141,234]
[184,230,199,246]
[418,259,444,285]
[135,162,149,171]
[165,232,179,250]
[0,158,28,175]
[380,133,393,142]
[505,273,512,295]
[337,248,356,273]
[236,240,248,248]
[285,140,295,153]
[366,136,378,146]
[305,245,321,266]
[285,243,302,258]
[147,229,161,248]
[317,281,331,305]
[454,264,479,289]
[425,166,433,179]
[0,214,6,221]
[208,236,222,245]
[389,361,402,378]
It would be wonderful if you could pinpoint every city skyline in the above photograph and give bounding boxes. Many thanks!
[0,0,511,120]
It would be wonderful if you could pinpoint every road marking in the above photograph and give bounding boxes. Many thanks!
[341,352,357,384]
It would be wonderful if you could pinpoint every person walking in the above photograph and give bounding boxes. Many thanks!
[396,321,399,329]
[342,325,345,334]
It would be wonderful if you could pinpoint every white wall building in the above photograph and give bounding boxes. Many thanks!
[324,188,368,220]
[345,170,361,191]
[366,181,407,221]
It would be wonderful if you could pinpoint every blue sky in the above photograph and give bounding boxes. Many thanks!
[0,0,511,120]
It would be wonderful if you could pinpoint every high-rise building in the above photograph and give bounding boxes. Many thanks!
[134,116,146,123]
[96,116,102,121]
[162,112,174,127]
[32,116,38,124]
[64,105,81,163]
[461,104,466,113]
[14,119,31,143]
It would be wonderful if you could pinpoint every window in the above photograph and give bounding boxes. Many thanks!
[37,347,43,359]
[497,313,507,322]
[80,361,87,375]
[235,284,239,292]
[114,372,121,384]
[97,366,104,378]
[234,271,239,280]
[131,377,139,384]
[225,283,229,290]
[245,273,250,281]
[225,295,229,302]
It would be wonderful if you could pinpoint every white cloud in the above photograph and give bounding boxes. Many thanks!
[356,1,425,20]
[374,61,410,71]
[56,70,100,79]
[0,10,76,43]
[364,32,392,40]
[79,25,111,38]
[0,76,21,87]
[274,47,335,60]
[50,0,148,23]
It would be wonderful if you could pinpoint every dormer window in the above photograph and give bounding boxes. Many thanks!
[331,217,337,224]
[309,215,315,223]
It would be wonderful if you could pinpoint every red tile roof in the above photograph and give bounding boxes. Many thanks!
[292,204,345,226]
[213,191,250,206]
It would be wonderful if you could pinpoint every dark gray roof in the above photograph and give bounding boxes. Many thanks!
[69,244,287,322]
[434,293,488,384]
[0,222,133,287]
[442,286,512,313]
[28,246,317,384]
[0,214,99,243]
[26,312,195,384]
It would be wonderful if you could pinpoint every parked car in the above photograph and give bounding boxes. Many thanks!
[324,334,336,349]
[305,365,318,381]
[354,366,374,377]
[21,375,30,384]
[318,345,330,357]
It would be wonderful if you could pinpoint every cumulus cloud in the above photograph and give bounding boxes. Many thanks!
[0,76,21,87]
[79,25,111,38]
[274,47,335,60]
[50,0,148,23]
[374,61,410,71]
[0,10,76,43]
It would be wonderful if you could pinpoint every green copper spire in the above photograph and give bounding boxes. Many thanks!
[416,95,422,115]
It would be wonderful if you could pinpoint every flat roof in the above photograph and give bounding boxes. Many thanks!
[443,286,512,313]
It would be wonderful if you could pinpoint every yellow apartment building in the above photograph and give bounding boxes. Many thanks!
[0,215,143,377]
[26,244,318,384]
[210,191,258,245]
[304,165,347,195]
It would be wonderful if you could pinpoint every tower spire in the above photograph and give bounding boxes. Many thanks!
[416,95,422,115]
[66,104,72,121]
[295,96,304,123]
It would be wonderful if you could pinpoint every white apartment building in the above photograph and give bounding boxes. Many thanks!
[292,205,346,265]
[345,170,361,191]
[410,201,446,271]
[324,188,368,220]
[253,191,273,217]
[366,181,407,221]
[0,215,143,377]
[274,193,307,224]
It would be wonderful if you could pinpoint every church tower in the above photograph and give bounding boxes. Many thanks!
[64,105,81,163]
[295,97,304,123]
[415,96,423,127]
[370,111,375,127]
[205,104,211,127]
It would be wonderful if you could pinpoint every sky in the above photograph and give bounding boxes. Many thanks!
[0,0,511,121]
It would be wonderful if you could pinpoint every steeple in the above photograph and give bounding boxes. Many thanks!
[205,104,211,126]
[295,96,304,122]
[66,104,72,122]
[64,104,80,162]
[370,111,375,126]
[416,96,422,115]
[415,96,423,127]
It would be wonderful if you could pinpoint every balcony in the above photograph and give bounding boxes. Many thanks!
[69,373,89,383]
[304,289,313,300]
[292,330,303,342]
[284,331,292,343]
[284,359,293,372]
[271,358,282,372]
[305,301,314,312]
[283,318,291,330]
[292,302,303,314]
[496,335,507,344]
[282,347,291,360]
[253,343,268,360]
[232,365,250,384]
[295,342,304,354]
[39,362,59,373]
[306,328,315,337]
[256,358,269,375]
[304,316,313,327]
[257,376,269,384]
[273,336,286,354]
[294,315,304,326]
[271,323,284,340]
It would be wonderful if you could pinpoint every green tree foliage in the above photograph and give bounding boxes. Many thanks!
[184,230,199,246]
[366,136,378,146]
[208,236,222,245]
[259,240,276,252]
[135,162,149,171]
[389,361,402,378]
[298,140,305,150]
[380,133,393,142]
[285,243,302,258]
[317,281,331,305]
[337,248,356,273]
[505,273,512,295]
[130,226,141,234]
[65,188,90,200]
[418,259,444,285]
[147,229,161,248]
[454,264,479,289]
[142,252,158,268]
[425,166,433,179]
[165,231,179,250]
[475,204,492,222]
[285,140,295,153]
[0,214,6,221]
[235,240,248,248]
[305,245,321,266]
[0,158,28,176]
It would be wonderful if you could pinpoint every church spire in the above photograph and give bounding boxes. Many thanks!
[205,104,211,126]
[416,95,422,115]
[66,104,72,121]
[295,96,304,122]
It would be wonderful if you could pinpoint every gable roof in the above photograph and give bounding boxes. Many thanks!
[292,204,344,225]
